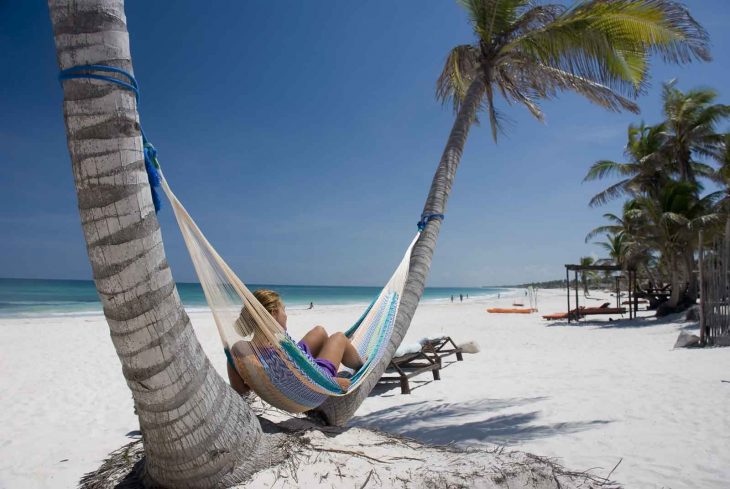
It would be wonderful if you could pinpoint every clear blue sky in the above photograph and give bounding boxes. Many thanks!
[1,1,729,287]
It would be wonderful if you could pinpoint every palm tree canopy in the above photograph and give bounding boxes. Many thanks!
[661,81,730,182]
[632,180,720,256]
[437,0,710,140]
[597,232,629,266]
[584,122,672,206]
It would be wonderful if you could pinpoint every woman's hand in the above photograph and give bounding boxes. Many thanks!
[335,377,351,391]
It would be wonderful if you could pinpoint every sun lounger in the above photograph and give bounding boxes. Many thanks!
[581,306,626,315]
[542,304,626,320]
[421,336,464,363]
[542,308,580,320]
[379,350,440,394]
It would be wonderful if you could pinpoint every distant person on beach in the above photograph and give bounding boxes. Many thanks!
[498,293,500,299]
[308,301,314,310]
[466,293,469,299]
[459,294,463,302]
[451,295,454,303]
[226,289,362,394]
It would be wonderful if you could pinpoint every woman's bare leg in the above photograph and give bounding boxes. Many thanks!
[342,341,364,370]
[317,332,347,369]
[300,325,327,356]
[318,332,364,370]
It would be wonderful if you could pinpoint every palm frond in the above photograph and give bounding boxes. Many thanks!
[580,0,710,64]
[436,44,480,114]
[503,4,566,40]
[505,63,641,113]
[589,179,632,207]
[688,212,721,229]
[503,0,710,98]
[660,211,689,226]
[458,0,530,41]
[483,83,507,141]
[584,160,635,181]
[690,161,716,179]
[585,224,623,243]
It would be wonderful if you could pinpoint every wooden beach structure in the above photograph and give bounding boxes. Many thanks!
[563,263,638,323]
[698,229,730,346]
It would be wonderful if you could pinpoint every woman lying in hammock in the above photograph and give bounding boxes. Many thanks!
[227,289,364,394]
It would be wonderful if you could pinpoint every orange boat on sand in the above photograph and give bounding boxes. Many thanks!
[487,308,536,314]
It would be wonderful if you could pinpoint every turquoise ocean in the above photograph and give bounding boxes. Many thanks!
[0,278,505,318]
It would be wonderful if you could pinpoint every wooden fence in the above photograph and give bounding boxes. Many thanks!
[699,230,730,345]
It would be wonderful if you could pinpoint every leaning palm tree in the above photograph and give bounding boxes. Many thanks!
[319,0,710,426]
[661,81,730,185]
[48,1,284,487]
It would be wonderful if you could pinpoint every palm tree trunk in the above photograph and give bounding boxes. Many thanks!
[48,1,282,486]
[685,246,698,304]
[317,76,487,426]
[669,255,682,308]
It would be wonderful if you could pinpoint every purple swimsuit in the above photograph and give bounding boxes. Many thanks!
[297,340,338,377]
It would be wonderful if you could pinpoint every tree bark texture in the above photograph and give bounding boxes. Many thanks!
[669,255,682,307]
[317,77,487,426]
[685,247,698,304]
[48,1,280,487]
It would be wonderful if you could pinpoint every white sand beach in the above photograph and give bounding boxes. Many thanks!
[1,289,729,488]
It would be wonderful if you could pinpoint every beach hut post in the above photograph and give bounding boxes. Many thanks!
[627,271,632,319]
[574,270,579,321]
[566,266,571,323]
[698,230,705,345]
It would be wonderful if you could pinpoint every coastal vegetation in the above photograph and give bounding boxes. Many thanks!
[585,82,730,312]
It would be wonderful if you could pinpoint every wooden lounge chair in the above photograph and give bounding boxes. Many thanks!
[379,350,440,394]
[542,308,580,320]
[421,336,464,364]
[542,304,625,320]
[581,306,626,315]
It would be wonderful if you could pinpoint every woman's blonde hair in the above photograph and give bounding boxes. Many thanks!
[252,289,283,315]
[234,289,283,338]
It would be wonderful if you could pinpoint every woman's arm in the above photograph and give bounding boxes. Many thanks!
[227,362,251,396]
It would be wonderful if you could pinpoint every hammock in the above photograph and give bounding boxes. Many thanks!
[57,64,437,414]
[160,174,418,413]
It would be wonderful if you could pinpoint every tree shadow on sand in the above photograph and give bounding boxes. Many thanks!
[352,397,610,446]
[544,314,691,330]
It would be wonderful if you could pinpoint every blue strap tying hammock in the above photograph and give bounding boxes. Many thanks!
[58,65,163,212]
[418,213,444,231]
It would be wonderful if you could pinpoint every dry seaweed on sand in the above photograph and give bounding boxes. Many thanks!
[78,419,622,489]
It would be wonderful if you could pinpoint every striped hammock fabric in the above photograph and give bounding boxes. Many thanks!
[160,174,416,413]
